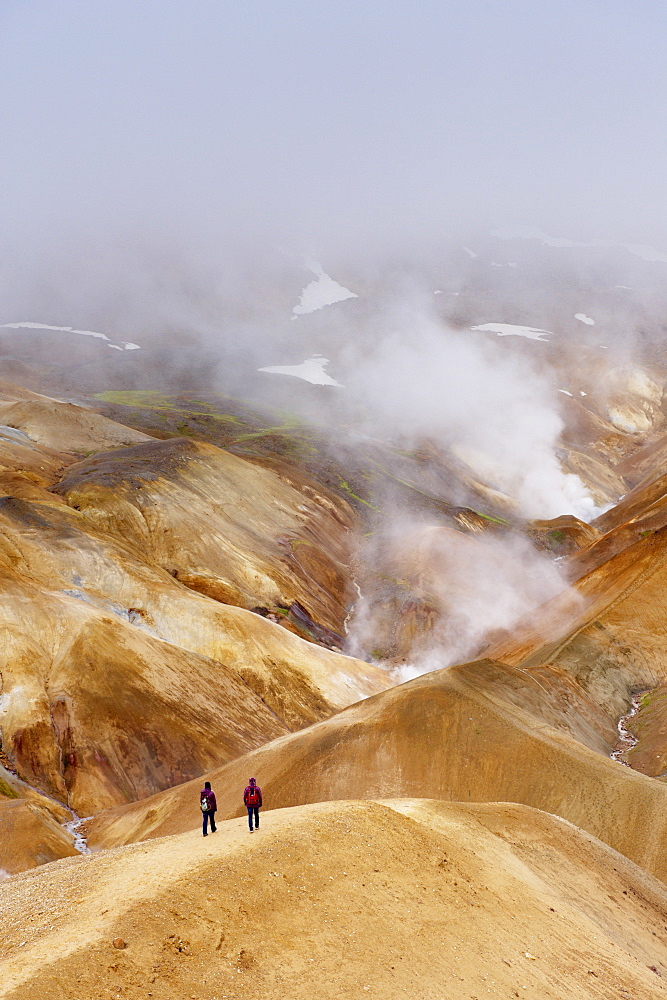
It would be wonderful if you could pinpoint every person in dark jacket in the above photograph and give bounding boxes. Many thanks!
[243,777,262,832]
[200,780,217,836]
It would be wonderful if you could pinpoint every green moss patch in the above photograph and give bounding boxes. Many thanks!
[0,776,19,798]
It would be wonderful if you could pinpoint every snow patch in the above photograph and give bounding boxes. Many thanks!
[0,321,110,341]
[494,227,667,265]
[0,321,141,352]
[559,389,573,397]
[622,243,667,264]
[470,322,550,342]
[258,355,344,387]
[463,247,478,259]
[292,261,357,316]
[493,226,580,248]
[575,313,595,325]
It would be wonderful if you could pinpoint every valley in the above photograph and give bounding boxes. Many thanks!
[2,311,667,996]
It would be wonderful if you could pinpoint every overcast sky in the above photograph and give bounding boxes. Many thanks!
[1,0,666,256]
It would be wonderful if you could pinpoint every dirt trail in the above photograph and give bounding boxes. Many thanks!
[2,799,667,999]
[89,658,667,885]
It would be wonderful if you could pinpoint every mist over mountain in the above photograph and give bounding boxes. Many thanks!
[3,4,667,998]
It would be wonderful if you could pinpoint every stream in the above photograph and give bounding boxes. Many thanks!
[611,692,645,766]
[0,753,94,855]
[343,579,363,636]
[62,812,93,854]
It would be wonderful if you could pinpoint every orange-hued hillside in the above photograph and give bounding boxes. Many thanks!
[2,347,667,998]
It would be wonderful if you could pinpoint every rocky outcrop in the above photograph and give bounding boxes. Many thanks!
[0,379,152,453]
[53,437,355,634]
[527,513,600,555]
[0,766,76,874]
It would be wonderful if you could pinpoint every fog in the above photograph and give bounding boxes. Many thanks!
[4,1,667,343]
[2,1,667,252]
[2,2,667,667]
[347,520,572,679]
[337,291,597,519]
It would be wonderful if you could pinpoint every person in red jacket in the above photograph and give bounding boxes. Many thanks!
[243,777,262,832]
[200,781,217,836]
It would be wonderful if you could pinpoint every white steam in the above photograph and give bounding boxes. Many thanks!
[349,523,571,681]
[341,301,596,520]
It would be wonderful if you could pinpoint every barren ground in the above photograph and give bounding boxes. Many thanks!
[2,800,667,1000]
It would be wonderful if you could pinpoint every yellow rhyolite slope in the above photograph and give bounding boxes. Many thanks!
[2,800,667,1000]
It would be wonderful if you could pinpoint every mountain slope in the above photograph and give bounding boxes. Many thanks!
[88,657,667,883]
[2,800,667,1000]
[0,380,389,862]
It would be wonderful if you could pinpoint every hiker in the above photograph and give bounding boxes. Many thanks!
[200,780,217,836]
[243,777,262,832]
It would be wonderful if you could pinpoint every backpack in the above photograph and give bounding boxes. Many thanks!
[246,786,260,807]
[200,793,211,812]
